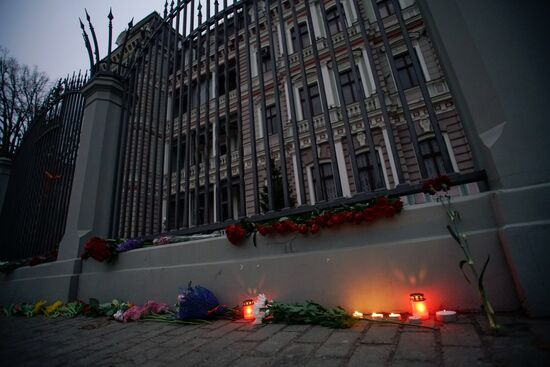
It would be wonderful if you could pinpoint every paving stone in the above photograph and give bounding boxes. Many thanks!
[361,325,398,344]
[390,360,438,367]
[347,344,393,366]
[443,346,491,367]
[402,318,437,332]
[244,324,286,341]
[282,324,311,332]
[349,320,369,332]
[304,357,345,366]
[204,319,244,338]
[270,342,316,366]
[315,330,360,357]
[255,331,299,355]
[394,332,437,361]
[231,356,271,367]
[200,319,231,329]
[298,325,333,343]
[440,323,482,347]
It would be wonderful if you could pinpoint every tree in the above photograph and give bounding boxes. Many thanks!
[260,159,296,213]
[0,46,49,158]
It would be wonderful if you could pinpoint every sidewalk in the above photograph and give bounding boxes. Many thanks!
[1,313,549,366]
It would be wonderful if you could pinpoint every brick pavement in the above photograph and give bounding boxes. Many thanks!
[1,313,549,366]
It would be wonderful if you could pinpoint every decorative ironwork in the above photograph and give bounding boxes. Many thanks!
[105,0,484,241]
[0,73,87,260]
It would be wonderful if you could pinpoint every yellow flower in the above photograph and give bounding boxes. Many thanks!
[45,300,63,317]
[33,300,47,316]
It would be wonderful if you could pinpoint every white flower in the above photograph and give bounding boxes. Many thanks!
[113,310,124,322]
[252,293,268,325]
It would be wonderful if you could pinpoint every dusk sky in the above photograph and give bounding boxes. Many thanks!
[0,0,169,82]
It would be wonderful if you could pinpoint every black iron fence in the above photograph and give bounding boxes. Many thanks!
[108,0,485,240]
[0,74,87,260]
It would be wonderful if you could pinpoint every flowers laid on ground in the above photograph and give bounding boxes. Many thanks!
[249,293,356,328]
[225,195,404,245]
[0,249,58,274]
[422,175,500,331]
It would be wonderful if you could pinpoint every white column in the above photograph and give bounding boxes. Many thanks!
[294,85,303,120]
[276,22,284,56]
[292,154,303,205]
[310,3,325,38]
[361,48,376,95]
[334,142,351,197]
[306,166,315,204]
[284,81,292,120]
[344,0,357,25]
[321,64,337,107]
[382,129,399,187]
[413,42,431,82]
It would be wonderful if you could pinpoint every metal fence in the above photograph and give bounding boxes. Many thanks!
[0,74,87,260]
[109,0,485,239]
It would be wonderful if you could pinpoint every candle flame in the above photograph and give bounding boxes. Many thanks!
[371,312,383,318]
[353,311,363,318]
[389,313,401,317]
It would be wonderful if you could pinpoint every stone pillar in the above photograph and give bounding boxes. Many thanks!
[0,157,12,214]
[418,0,550,316]
[58,73,124,260]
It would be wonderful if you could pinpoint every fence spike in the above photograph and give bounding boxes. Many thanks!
[85,9,100,64]
[79,18,95,74]
[107,7,114,71]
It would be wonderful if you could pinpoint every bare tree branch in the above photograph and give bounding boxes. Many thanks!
[0,46,50,158]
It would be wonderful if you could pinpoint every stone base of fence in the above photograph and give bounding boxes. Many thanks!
[0,259,80,305]
[2,191,529,314]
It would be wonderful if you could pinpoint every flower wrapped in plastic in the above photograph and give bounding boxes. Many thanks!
[177,282,222,320]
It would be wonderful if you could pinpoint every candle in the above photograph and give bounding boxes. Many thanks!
[436,310,457,323]
[353,311,364,318]
[408,315,422,324]
[410,293,430,320]
[371,312,384,319]
[242,299,255,320]
[389,313,401,321]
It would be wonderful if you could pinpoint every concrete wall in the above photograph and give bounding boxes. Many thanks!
[417,0,550,316]
[73,192,518,314]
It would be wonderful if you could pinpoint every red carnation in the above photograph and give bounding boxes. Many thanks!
[287,221,298,232]
[298,224,308,234]
[29,256,42,267]
[353,212,364,224]
[309,223,320,234]
[344,211,355,223]
[81,237,112,262]
[392,199,404,212]
[225,224,246,245]
[257,224,271,236]
[363,208,376,222]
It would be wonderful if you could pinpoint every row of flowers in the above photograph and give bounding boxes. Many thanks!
[225,195,405,245]
[0,249,58,274]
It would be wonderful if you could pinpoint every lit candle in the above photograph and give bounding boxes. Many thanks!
[436,310,457,323]
[353,311,364,318]
[242,299,255,320]
[371,312,384,319]
[408,315,422,324]
[389,313,401,321]
[410,293,430,320]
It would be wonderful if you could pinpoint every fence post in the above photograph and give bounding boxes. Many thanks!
[58,72,124,260]
[0,157,12,215]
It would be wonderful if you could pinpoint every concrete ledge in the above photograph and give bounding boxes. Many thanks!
[78,193,518,313]
[0,259,81,304]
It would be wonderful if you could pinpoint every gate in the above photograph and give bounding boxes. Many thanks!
[0,74,87,260]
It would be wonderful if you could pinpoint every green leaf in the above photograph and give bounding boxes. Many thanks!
[459,260,472,284]
[447,225,462,244]
[478,255,491,291]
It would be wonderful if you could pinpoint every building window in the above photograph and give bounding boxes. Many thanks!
[260,47,271,73]
[218,61,237,96]
[265,104,278,135]
[299,83,322,118]
[419,137,448,177]
[339,68,361,105]
[394,52,418,90]
[356,150,384,192]
[313,162,337,201]
[290,22,310,52]
[326,4,346,35]
[220,115,239,155]
[377,0,395,18]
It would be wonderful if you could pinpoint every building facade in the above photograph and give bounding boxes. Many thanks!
[111,0,477,238]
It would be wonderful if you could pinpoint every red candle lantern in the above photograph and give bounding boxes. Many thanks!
[410,293,429,320]
[242,299,255,320]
